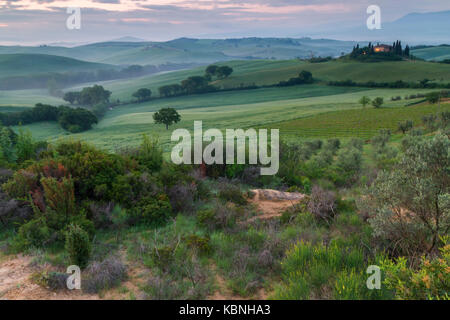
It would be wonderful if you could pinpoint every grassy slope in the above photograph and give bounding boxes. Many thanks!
[267,102,450,139]
[215,59,450,87]
[0,54,112,78]
[0,89,64,107]
[411,46,450,61]
[66,59,450,103]
[14,87,437,150]
[7,58,449,148]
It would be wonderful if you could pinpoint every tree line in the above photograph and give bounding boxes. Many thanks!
[328,79,450,89]
[158,65,234,98]
[0,103,98,133]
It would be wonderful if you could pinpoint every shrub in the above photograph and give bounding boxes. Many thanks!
[274,241,390,299]
[41,176,76,217]
[167,182,196,214]
[324,138,340,154]
[65,223,92,269]
[137,134,163,172]
[365,134,450,257]
[398,120,413,134]
[46,272,70,291]
[131,194,172,226]
[372,97,384,108]
[346,138,363,151]
[196,208,216,230]
[185,234,212,255]
[14,217,51,250]
[336,147,362,174]
[422,114,437,130]
[218,181,247,205]
[307,186,336,223]
[83,256,127,294]
[380,237,450,300]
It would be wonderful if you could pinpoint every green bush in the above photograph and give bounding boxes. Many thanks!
[380,237,450,300]
[65,223,92,269]
[218,182,247,205]
[14,217,51,250]
[131,194,172,226]
[196,208,216,230]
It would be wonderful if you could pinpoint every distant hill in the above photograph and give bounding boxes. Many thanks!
[319,10,450,45]
[0,37,360,66]
[111,36,147,42]
[411,45,450,61]
[0,54,112,78]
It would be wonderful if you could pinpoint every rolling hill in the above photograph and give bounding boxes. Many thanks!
[0,38,360,66]
[0,53,113,78]
[411,45,450,61]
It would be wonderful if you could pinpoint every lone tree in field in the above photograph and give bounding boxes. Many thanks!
[153,108,181,130]
[426,92,440,104]
[398,120,413,134]
[358,96,371,108]
[372,97,384,108]
[132,88,152,102]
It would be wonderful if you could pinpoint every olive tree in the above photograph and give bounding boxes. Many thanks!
[363,134,449,257]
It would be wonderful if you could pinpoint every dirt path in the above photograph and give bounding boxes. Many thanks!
[247,189,306,221]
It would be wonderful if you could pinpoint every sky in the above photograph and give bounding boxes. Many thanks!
[0,0,449,45]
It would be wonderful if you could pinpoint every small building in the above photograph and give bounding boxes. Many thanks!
[374,44,392,53]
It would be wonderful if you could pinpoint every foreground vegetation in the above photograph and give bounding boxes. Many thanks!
[0,54,449,300]
[0,106,448,299]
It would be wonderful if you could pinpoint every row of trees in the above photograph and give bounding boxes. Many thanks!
[158,65,233,98]
[277,70,313,87]
[205,65,233,80]
[358,96,384,108]
[328,79,450,89]
[0,103,97,133]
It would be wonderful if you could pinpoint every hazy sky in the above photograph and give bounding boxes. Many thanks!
[0,0,449,44]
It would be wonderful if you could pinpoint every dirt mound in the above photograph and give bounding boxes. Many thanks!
[247,189,306,221]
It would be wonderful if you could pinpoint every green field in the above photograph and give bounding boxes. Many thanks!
[1,58,449,108]
[0,54,112,78]
[411,45,450,61]
[0,89,64,107]
[13,85,438,151]
[65,59,450,103]
[1,56,448,150]
[266,102,450,139]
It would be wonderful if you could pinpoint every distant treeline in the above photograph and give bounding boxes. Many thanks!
[0,63,200,91]
[410,44,450,50]
[158,64,234,97]
[0,103,97,133]
[157,65,314,98]
[328,79,450,89]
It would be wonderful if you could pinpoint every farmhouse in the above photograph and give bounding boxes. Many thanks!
[374,44,392,52]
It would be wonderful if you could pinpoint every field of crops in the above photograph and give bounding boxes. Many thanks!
[13,85,438,151]
[267,102,450,139]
